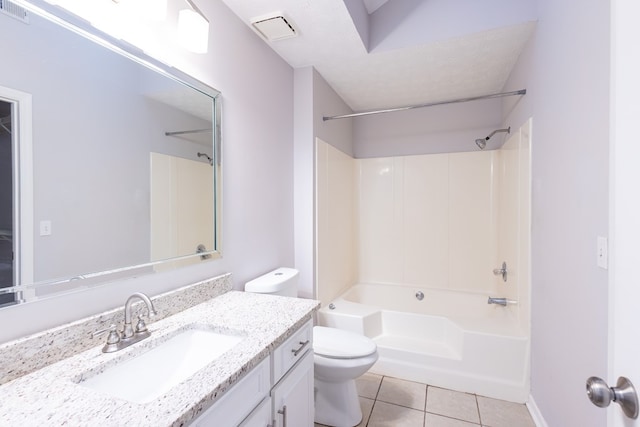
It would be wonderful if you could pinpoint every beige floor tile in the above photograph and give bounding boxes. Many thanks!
[368,401,425,427]
[426,386,479,424]
[377,376,427,410]
[425,413,480,427]
[357,397,375,427]
[356,372,383,399]
[476,396,535,427]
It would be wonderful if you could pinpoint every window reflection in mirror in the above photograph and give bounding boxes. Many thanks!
[0,1,221,306]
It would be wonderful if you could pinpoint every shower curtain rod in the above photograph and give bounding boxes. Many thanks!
[165,128,213,137]
[323,89,527,121]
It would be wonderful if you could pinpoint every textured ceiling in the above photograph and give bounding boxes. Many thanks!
[220,0,536,112]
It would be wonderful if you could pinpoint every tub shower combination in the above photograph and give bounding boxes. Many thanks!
[318,283,529,403]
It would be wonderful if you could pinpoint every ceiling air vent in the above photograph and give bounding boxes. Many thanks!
[0,0,29,24]
[251,15,297,41]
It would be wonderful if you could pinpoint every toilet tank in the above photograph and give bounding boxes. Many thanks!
[244,267,299,297]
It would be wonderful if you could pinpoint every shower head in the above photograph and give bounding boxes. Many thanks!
[475,127,511,150]
[197,152,213,165]
[475,138,487,150]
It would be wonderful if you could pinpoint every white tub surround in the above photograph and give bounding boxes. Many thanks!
[319,283,529,403]
[0,289,319,426]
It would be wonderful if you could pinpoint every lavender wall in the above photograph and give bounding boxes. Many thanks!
[353,99,503,158]
[0,0,295,343]
[502,1,610,425]
[369,0,536,52]
[294,67,353,299]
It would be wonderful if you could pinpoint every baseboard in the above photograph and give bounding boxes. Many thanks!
[526,394,549,427]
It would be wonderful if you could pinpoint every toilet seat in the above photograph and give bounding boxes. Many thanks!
[313,326,377,359]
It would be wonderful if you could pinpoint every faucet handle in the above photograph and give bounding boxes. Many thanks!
[135,315,149,334]
[91,324,119,341]
[91,324,121,352]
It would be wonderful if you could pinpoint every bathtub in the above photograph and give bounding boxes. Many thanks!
[317,283,530,403]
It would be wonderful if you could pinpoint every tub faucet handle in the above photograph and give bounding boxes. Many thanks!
[493,261,508,282]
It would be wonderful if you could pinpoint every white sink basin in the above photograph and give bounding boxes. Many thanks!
[78,327,244,403]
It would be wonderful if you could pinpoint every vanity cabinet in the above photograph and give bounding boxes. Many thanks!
[191,357,271,426]
[272,350,314,427]
[239,397,272,427]
[191,320,314,427]
[271,320,314,427]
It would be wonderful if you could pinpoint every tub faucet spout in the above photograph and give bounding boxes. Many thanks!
[488,297,511,306]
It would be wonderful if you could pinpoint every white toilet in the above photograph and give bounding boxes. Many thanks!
[245,268,378,427]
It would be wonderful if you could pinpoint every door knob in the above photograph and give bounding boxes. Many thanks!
[586,376,639,419]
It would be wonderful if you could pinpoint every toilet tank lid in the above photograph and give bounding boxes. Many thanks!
[244,267,299,293]
[313,326,377,359]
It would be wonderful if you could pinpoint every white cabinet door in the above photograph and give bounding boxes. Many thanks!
[239,397,272,427]
[272,350,314,427]
[191,358,270,427]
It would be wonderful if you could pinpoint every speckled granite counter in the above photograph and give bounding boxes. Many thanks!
[0,291,319,426]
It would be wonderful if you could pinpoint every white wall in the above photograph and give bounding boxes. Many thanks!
[358,152,496,290]
[315,139,357,306]
[496,120,531,331]
[357,145,529,304]
[353,99,504,158]
[0,0,295,343]
[317,124,530,336]
[502,0,610,425]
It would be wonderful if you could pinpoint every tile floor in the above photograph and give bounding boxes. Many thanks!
[315,373,536,427]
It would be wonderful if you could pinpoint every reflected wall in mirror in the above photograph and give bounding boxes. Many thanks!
[0,1,222,307]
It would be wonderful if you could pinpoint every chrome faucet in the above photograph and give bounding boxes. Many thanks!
[122,292,157,339]
[91,292,157,353]
[487,296,517,306]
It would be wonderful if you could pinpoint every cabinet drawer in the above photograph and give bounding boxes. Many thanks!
[191,357,270,427]
[272,320,313,384]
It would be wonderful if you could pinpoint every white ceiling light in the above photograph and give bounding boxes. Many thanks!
[251,15,297,41]
[178,0,209,53]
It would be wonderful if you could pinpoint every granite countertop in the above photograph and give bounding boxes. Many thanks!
[0,291,319,426]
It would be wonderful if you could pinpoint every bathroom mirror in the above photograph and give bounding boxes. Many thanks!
[0,1,222,307]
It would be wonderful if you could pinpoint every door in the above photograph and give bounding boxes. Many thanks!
[608,0,640,425]
[0,86,33,303]
[0,100,13,305]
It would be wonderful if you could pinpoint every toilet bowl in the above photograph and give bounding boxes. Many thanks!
[313,326,378,427]
[244,268,379,427]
